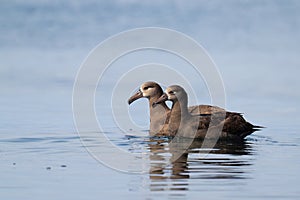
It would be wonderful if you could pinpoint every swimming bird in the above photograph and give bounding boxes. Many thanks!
[154,85,262,140]
[128,81,225,136]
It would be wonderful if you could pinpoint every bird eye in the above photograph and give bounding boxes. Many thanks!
[168,91,175,95]
[143,86,154,90]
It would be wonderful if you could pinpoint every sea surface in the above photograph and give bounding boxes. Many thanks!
[1,1,300,200]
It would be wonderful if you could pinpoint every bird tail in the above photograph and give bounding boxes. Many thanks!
[252,125,265,129]
[251,125,265,133]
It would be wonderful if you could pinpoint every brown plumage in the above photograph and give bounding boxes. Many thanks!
[128,81,226,136]
[154,85,262,140]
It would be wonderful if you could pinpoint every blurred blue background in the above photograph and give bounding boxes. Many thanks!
[1,0,299,132]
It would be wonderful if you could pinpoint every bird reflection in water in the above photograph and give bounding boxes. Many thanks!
[148,137,254,191]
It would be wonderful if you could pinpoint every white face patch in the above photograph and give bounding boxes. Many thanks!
[166,93,171,99]
[165,91,172,99]
[141,85,154,97]
[147,87,154,92]
[140,86,146,97]
[166,88,177,100]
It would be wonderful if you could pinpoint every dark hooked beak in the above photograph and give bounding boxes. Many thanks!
[128,90,143,105]
[152,93,168,107]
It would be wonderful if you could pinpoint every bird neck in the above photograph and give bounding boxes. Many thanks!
[148,94,170,135]
[169,98,190,124]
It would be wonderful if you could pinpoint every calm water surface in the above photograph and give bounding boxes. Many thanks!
[1,102,299,200]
